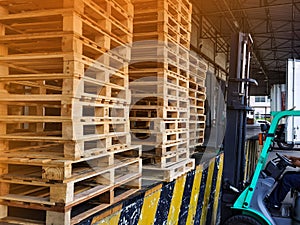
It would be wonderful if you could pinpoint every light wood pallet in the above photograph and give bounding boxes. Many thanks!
[131,129,188,146]
[0,0,133,48]
[130,118,188,132]
[0,131,132,161]
[189,95,206,107]
[189,83,206,96]
[130,80,188,98]
[188,55,207,155]
[130,59,190,77]
[131,44,189,70]
[0,145,141,181]
[0,171,140,225]
[0,146,141,225]
[189,54,208,78]
[131,96,188,111]
[142,158,195,184]
[133,20,190,48]
[142,146,190,167]
[133,0,192,33]
[129,106,188,120]
[129,68,188,88]
[132,138,188,156]
[0,54,131,106]
[0,159,141,210]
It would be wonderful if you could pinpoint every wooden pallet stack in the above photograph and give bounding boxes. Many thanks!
[188,53,207,155]
[0,0,142,224]
[129,0,195,183]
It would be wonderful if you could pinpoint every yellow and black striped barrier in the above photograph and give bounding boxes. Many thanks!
[80,153,224,225]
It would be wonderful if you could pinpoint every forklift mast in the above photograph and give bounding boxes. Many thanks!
[221,32,255,221]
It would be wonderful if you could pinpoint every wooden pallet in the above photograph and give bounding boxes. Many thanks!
[133,20,190,47]
[0,0,133,46]
[0,173,140,225]
[0,145,141,181]
[129,106,188,120]
[129,68,188,88]
[130,81,188,97]
[131,129,188,146]
[133,31,190,51]
[142,148,189,168]
[130,118,188,132]
[0,158,141,211]
[133,0,192,32]
[0,132,132,161]
[131,44,189,70]
[142,158,194,183]
[189,54,208,76]
[132,139,188,156]
[131,96,189,111]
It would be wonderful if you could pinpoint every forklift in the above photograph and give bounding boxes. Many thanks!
[221,33,300,224]
[223,110,300,225]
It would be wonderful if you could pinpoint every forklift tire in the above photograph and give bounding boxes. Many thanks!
[224,215,261,225]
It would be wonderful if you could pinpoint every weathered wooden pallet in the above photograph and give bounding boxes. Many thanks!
[189,120,205,131]
[129,68,188,88]
[130,59,190,76]
[131,44,189,70]
[0,0,133,46]
[133,0,192,31]
[133,20,190,46]
[0,145,141,181]
[0,32,131,64]
[131,129,188,146]
[190,97,205,109]
[0,172,140,225]
[0,132,132,161]
[189,84,206,97]
[131,95,189,110]
[0,77,131,107]
[130,118,188,132]
[189,53,207,69]
[189,75,206,87]
[129,106,188,120]
[0,158,141,211]
[132,34,190,61]
[0,57,130,98]
[132,138,189,157]
[130,79,188,93]
[142,158,195,183]
[142,148,189,168]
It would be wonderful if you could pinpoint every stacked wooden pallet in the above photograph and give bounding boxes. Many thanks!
[129,0,195,183]
[0,0,142,224]
[188,53,207,155]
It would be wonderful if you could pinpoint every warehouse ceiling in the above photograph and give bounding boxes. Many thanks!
[194,0,300,95]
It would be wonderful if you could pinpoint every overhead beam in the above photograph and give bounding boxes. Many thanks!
[200,1,300,16]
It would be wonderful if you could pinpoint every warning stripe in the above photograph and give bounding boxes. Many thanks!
[138,184,162,225]
[154,180,176,225]
[167,174,187,225]
[210,154,224,225]
[200,158,216,225]
[83,153,224,225]
[186,165,203,224]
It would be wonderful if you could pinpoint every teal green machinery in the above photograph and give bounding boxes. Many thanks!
[224,110,300,225]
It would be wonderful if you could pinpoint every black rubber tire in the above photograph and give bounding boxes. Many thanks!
[277,141,294,150]
[224,215,262,225]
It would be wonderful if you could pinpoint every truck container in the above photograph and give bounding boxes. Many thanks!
[286,59,300,144]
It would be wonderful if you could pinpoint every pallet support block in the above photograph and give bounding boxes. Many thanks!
[50,183,74,204]
[47,211,71,225]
